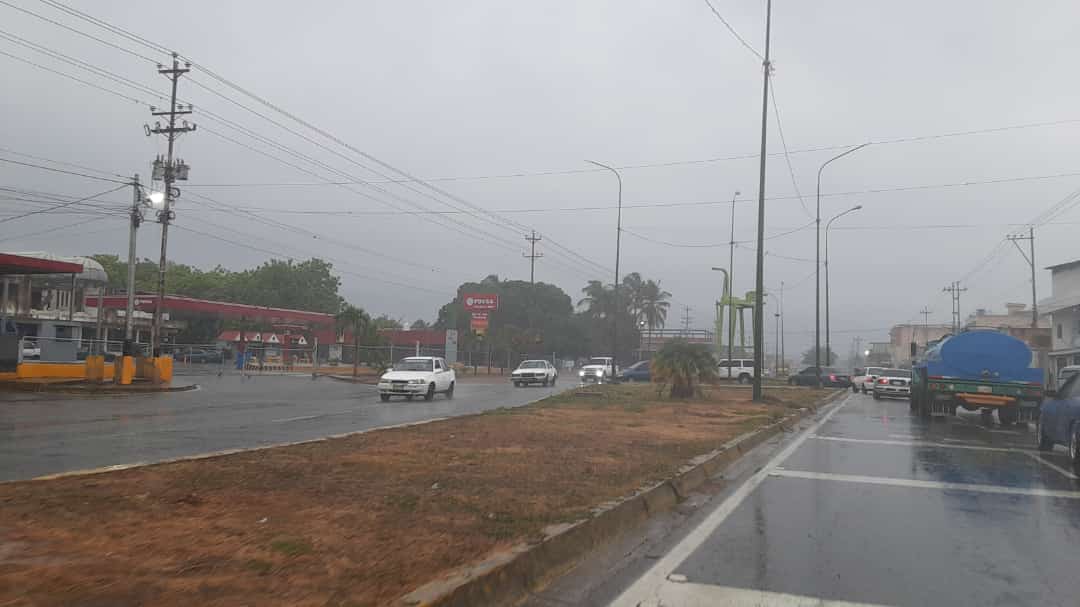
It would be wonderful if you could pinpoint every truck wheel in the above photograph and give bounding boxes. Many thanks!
[997,406,1018,426]
[738,373,750,384]
[872,391,881,401]
[380,394,390,402]
[1036,416,1053,451]
[446,382,454,399]
[852,385,859,393]
[861,386,868,394]
[542,377,549,387]
[1070,423,1080,466]
[551,375,556,386]
[424,383,435,401]
[909,394,918,412]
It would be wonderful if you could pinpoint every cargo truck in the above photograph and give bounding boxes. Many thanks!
[909,330,1043,425]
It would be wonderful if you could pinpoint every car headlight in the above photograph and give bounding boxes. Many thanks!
[408,378,426,384]
[578,370,585,377]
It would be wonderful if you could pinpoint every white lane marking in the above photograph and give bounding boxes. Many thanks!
[810,434,1036,454]
[271,414,322,423]
[644,581,892,607]
[769,469,1080,499]
[888,433,919,440]
[1022,451,1080,480]
[608,393,854,607]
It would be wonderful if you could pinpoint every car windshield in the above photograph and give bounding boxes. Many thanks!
[867,368,884,375]
[588,358,610,366]
[881,369,912,378]
[394,359,433,372]
[519,361,545,369]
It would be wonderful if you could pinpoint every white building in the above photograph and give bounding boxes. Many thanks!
[1039,259,1080,378]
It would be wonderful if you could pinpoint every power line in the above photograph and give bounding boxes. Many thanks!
[701,0,764,60]
[0,153,130,184]
[0,145,126,180]
[0,0,159,63]
[0,184,127,224]
[768,77,812,220]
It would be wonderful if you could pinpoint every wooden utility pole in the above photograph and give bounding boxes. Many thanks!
[1006,228,1038,328]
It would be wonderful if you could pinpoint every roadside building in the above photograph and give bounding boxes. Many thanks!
[963,303,1050,372]
[889,323,953,367]
[1039,259,1080,381]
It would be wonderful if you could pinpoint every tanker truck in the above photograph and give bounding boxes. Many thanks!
[910,330,1043,425]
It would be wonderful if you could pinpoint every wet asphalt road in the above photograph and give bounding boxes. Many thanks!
[531,391,1080,607]
[0,374,564,482]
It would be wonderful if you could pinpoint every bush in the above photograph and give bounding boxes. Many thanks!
[652,339,717,399]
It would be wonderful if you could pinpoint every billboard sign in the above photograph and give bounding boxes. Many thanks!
[470,312,489,335]
[463,293,499,312]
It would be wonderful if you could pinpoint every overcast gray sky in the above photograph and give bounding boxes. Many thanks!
[2,0,1079,359]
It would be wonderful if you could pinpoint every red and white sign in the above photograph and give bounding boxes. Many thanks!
[470,311,489,329]
[463,293,499,312]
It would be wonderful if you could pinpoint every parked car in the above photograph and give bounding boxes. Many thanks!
[1037,373,1080,464]
[718,358,756,384]
[852,366,887,394]
[872,368,912,400]
[183,348,224,364]
[21,338,40,360]
[579,356,615,383]
[377,356,455,402]
[788,367,852,388]
[511,360,557,387]
[619,360,650,382]
[1057,365,1080,391]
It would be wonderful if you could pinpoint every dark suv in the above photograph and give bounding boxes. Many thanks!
[788,367,852,388]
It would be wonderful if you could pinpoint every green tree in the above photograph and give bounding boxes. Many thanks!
[410,319,430,330]
[652,339,717,398]
[638,279,672,351]
[336,304,370,377]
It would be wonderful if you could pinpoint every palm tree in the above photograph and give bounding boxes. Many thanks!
[578,280,614,320]
[622,272,645,320]
[336,304,370,377]
[639,279,671,355]
[652,339,717,398]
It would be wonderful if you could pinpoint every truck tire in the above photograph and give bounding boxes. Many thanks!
[380,394,390,402]
[1036,416,1053,451]
[872,391,881,401]
[1070,422,1080,466]
[852,384,859,393]
[424,383,435,401]
[997,406,1018,426]
[738,373,750,384]
[446,382,454,399]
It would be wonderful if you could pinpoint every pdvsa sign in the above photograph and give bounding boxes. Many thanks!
[463,293,499,311]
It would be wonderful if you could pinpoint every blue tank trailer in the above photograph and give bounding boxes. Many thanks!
[910,330,1043,424]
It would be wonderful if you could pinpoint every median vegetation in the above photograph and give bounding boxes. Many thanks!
[0,383,824,606]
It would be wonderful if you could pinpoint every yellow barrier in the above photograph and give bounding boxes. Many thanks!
[17,362,87,380]
[118,356,135,385]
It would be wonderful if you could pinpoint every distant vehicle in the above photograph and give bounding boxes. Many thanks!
[788,367,851,388]
[1036,374,1080,464]
[717,358,755,384]
[619,360,650,382]
[852,366,887,394]
[910,330,1043,424]
[21,338,39,360]
[511,360,557,387]
[183,348,223,364]
[377,356,455,402]
[872,368,912,400]
[1057,365,1080,390]
[579,356,615,383]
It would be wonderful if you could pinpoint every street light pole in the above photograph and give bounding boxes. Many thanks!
[751,0,773,402]
[725,190,740,377]
[815,142,869,384]
[825,205,862,368]
[586,160,623,381]
[711,266,730,374]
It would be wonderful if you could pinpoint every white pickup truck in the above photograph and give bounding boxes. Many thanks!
[377,356,455,402]
[579,356,616,383]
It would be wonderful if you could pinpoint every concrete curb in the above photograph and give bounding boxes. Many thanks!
[0,381,199,395]
[399,390,845,607]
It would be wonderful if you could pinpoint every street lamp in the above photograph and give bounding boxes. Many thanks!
[711,267,731,378]
[825,205,862,368]
[726,190,740,374]
[815,143,870,383]
[586,160,623,380]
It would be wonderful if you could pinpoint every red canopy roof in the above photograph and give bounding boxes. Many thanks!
[87,294,336,326]
[0,253,83,275]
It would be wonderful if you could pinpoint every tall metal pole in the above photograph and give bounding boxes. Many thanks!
[125,174,140,344]
[586,160,623,380]
[726,190,740,377]
[751,0,772,402]
[774,311,780,375]
[824,205,862,369]
[780,280,785,374]
[1030,226,1037,328]
[815,142,869,385]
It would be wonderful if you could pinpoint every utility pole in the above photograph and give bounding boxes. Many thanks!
[1006,228,1038,328]
[681,305,693,335]
[943,282,967,334]
[145,52,195,357]
[774,311,780,375]
[523,230,543,286]
[779,280,785,374]
[919,307,932,347]
[124,174,142,346]
[726,190,740,367]
[751,0,773,402]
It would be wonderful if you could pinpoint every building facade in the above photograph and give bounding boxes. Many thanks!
[1040,260,1080,379]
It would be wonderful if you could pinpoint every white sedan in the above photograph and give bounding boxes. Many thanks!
[378,356,456,402]
[511,360,558,387]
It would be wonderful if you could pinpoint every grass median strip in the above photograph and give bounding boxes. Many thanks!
[0,383,824,607]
